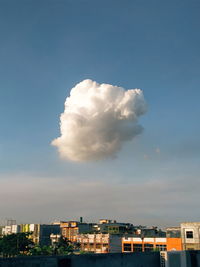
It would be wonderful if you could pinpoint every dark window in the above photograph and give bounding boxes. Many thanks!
[144,244,154,251]
[123,243,132,252]
[186,231,193,239]
[156,245,167,251]
[133,244,142,252]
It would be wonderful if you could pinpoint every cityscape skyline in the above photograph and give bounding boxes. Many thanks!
[0,0,200,227]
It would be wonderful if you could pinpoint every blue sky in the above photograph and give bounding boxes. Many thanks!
[0,0,200,227]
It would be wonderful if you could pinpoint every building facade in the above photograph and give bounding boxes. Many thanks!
[2,224,20,235]
[77,233,122,253]
[181,222,200,250]
[122,236,182,253]
[60,221,94,242]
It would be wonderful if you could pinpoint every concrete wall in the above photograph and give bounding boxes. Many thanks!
[167,250,200,267]
[0,252,160,267]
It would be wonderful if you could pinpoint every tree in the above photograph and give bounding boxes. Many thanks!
[29,237,77,256]
[29,245,53,256]
[0,233,80,257]
[0,232,34,257]
[53,237,75,255]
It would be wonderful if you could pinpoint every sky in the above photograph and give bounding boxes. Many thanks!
[0,0,200,227]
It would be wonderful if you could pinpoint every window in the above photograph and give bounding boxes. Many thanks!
[156,244,167,251]
[133,244,142,252]
[186,231,193,239]
[144,244,153,251]
[123,243,132,252]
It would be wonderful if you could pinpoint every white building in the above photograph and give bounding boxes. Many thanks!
[181,222,200,250]
[2,225,20,235]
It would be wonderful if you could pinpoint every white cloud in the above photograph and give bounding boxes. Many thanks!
[52,79,147,162]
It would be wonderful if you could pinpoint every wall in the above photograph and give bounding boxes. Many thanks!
[109,235,122,253]
[167,250,200,267]
[167,238,182,251]
[0,252,160,267]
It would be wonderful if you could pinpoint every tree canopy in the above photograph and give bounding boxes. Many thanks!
[0,232,34,257]
[0,233,79,257]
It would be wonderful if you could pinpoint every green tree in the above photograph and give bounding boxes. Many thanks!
[0,232,34,257]
[30,245,53,256]
[54,237,74,255]
[29,237,76,256]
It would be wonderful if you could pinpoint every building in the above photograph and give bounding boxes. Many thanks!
[19,224,61,246]
[50,234,61,246]
[77,233,122,253]
[166,227,182,251]
[122,231,182,253]
[181,222,200,250]
[2,224,20,235]
[60,221,94,242]
[0,226,3,238]
[122,236,168,252]
[93,219,135,235]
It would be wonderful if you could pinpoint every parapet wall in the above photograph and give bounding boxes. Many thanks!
[0,252,160,267]
[167,250,200,267]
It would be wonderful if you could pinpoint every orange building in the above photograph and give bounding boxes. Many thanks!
[167,237,182,251]
[122,237,182,252]
[60,221,79,242]
[60,221,94,243]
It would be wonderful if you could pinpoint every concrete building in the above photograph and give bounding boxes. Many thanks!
[181,222,200,250]
[77,233,122,253]
[60,221,94,242]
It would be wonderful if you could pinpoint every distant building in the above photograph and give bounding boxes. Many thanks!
[77,233,122,253]
[94,219,135,235]
[0,226,4,237]
[99,219,113,224]
[50,233,61,246]
[166,227,181,238]
[122,227,182,253]
[19,224,60,246]
[60,221,94,242]
[122,236,167,252]
[122,236,182,253]
[2,224,20,235]
[181,222,200,250]
[166,227,182,251]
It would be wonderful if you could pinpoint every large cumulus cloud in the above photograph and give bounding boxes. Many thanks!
[52,79,147,162]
